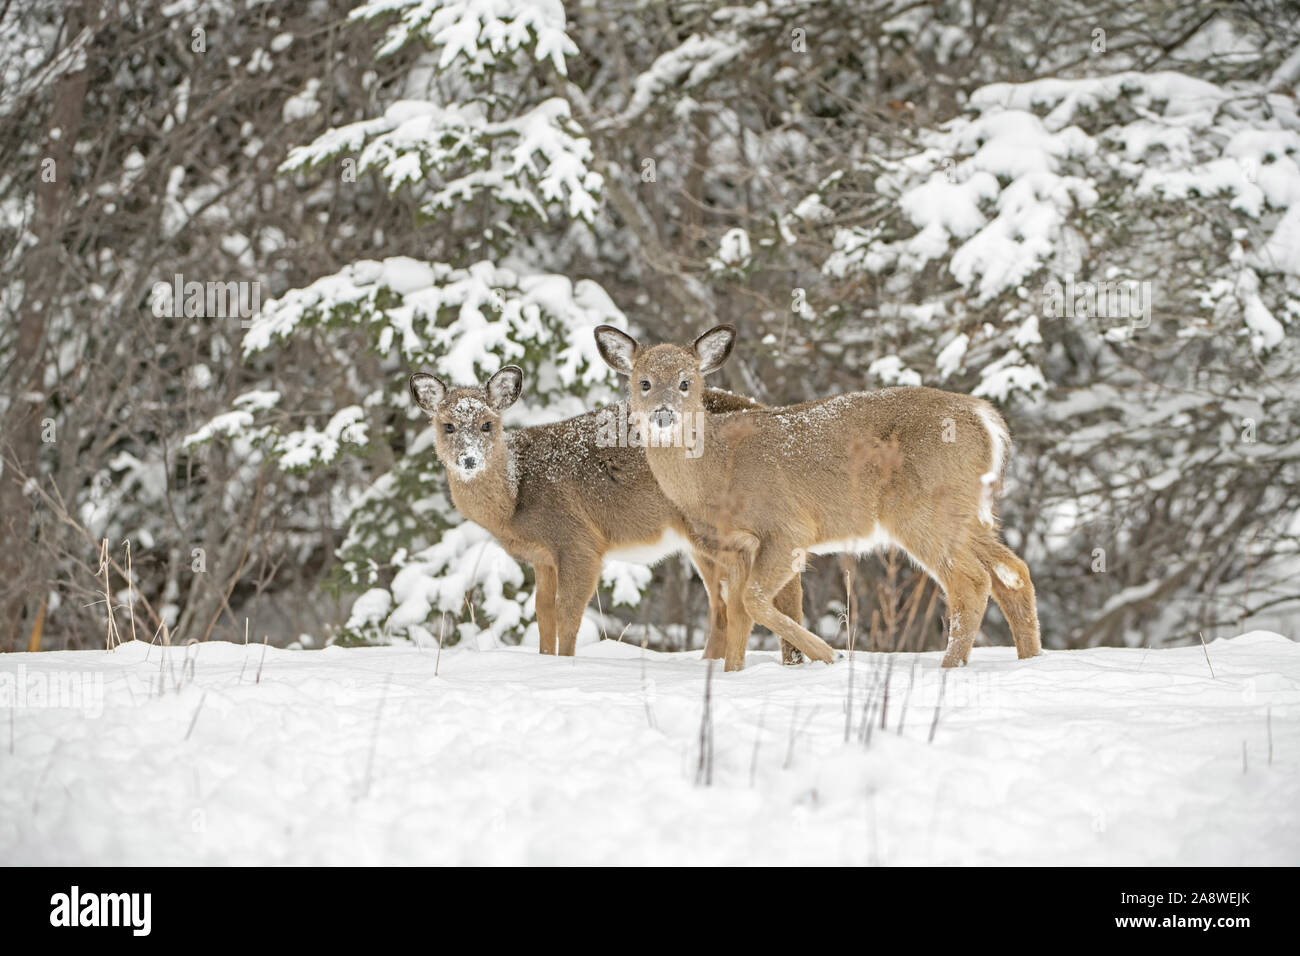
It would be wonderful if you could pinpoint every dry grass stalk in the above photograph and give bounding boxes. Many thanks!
[640,628,657,729]
[124,539,137,645]
[184,691,208,741]
[14,462,164,631]
[24,598,45,652]
[98,538,122,651]
[238,618,251,682]
[896,658,918,736]
[1198,631,1216,679]
[255,633,269,683]
[858,665,878,745]
[843,565,856,743]
[928,668,947,744]
[359,673,392,799]
[749,700,765,788]
[695,660,715,786]
[879,655,895,731]
[435,612,445,677]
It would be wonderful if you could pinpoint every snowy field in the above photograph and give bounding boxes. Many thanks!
[1,633,1297,866]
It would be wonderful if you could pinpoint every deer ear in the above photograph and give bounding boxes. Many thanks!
[593,325,639,376]
[694,324,736,374]
[409,372,447,413]
[486,365,524,411]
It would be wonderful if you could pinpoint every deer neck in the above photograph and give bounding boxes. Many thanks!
[445,439,519,534]
[643,410,718,515]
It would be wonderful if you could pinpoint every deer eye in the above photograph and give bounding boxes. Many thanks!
[640,380,651,392]
[679,380,689,392]
[480,421,492,432]
[443,422,455,434]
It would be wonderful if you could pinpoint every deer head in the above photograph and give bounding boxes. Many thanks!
[594,324,736,447]
[409,366,523,482]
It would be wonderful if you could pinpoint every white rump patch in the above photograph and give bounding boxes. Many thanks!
[606,528,692,566]
[974,405,1009,528]
[993,562,1023,590]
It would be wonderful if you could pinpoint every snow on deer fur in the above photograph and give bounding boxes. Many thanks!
[595,324,1041,672]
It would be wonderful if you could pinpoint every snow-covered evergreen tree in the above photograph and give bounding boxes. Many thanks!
[8,0,1297,652]
[800,71,1300,647]
[187,1,631,647]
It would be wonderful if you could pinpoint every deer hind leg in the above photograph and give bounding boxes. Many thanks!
[535,562,558,655]
[938,556,991,668]
[735,539,835,668]
[978,538,1041,659]
[555,554,602,657]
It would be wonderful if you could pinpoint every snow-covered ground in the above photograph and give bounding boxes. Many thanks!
[1,633,1296,865]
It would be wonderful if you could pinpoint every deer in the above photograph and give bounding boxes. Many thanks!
[593,323,1042,671]
[408,364,804,661]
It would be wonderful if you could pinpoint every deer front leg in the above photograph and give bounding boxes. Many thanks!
[705,587,729,660]
[535,562,558,655]
[712,539,756,671]
[692,551,729,660]
[721,556,754,672]
[555,554,602,657]
[737,541,835,666]
[773,574,804,665]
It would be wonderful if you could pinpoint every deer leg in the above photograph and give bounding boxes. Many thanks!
[736,541,835,667]
[939,559,991,668]
[721,555,755,672]
[714,536,758,671]
[555,555,602,657]
[978,538,1041,659]
[773,573,804,665]
[692,550,728,660]
[704,583,729,660]
[535,562,558,655]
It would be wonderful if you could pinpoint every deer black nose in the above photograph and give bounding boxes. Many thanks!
[650,407,677,429]
[461,455,478,469]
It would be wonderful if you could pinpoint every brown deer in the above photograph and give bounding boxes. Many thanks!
[593,324,1041,671]
[408,365,804,660]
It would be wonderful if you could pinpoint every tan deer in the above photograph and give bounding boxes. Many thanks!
[408,365,804,660]
[593,324,1042,671]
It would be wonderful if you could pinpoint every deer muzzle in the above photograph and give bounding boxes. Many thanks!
[650,407,678,430]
